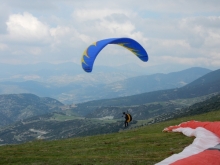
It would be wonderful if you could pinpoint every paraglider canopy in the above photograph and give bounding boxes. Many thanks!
[156,121,220,165]
[81,38,148,72]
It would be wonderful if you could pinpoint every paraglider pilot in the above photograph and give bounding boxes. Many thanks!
[122,112,132,127]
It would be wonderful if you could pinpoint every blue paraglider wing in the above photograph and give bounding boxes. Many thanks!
[81,38,148,72]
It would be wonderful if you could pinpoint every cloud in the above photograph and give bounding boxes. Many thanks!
[126,0,220,14]
[71,8,147,45]
[6,12,50,43]
[3,0,57,11]
[49,26,90,51]
[0,43,8,51]
[0,0,219,72]
[72,9,130,22]
[0,3,9,34]
[148,55,217,70]
[177,16,220,57]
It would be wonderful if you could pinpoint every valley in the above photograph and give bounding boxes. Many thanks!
[0,67,219,146]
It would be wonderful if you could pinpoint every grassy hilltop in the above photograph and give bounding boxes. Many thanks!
[0,109,220,165]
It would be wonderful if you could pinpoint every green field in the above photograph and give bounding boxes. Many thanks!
[0,109,220,165]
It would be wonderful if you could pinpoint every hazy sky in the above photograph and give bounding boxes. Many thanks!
[0,0,220,72]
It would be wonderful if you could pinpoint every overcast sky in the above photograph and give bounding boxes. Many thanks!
[0,0,220,73]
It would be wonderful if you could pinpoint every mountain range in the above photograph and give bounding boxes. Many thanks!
[0,67,219,145]
[0,65,211,104]
[72,68,220,116]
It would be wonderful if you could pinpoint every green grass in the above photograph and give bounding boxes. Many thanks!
[1,109,220,165]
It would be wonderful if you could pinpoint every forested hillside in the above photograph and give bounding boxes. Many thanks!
[0,94,63,126]
[0,93,219,145]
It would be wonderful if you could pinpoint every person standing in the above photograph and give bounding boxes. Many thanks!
[123,112,132,127]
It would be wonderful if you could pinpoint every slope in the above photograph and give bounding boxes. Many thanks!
[0,109,219,164]
[152,93,220,123]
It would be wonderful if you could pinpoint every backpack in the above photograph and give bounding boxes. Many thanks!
[127,113,132,122]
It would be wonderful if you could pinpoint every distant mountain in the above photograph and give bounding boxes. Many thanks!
[55,67,211,103]
[0,67,211,104]
[72,68,220,115]
[96,67,211,98]
[0,113,12,126]
[0,93,64,126]
[0,62,143,83]
[0,62,82,80]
